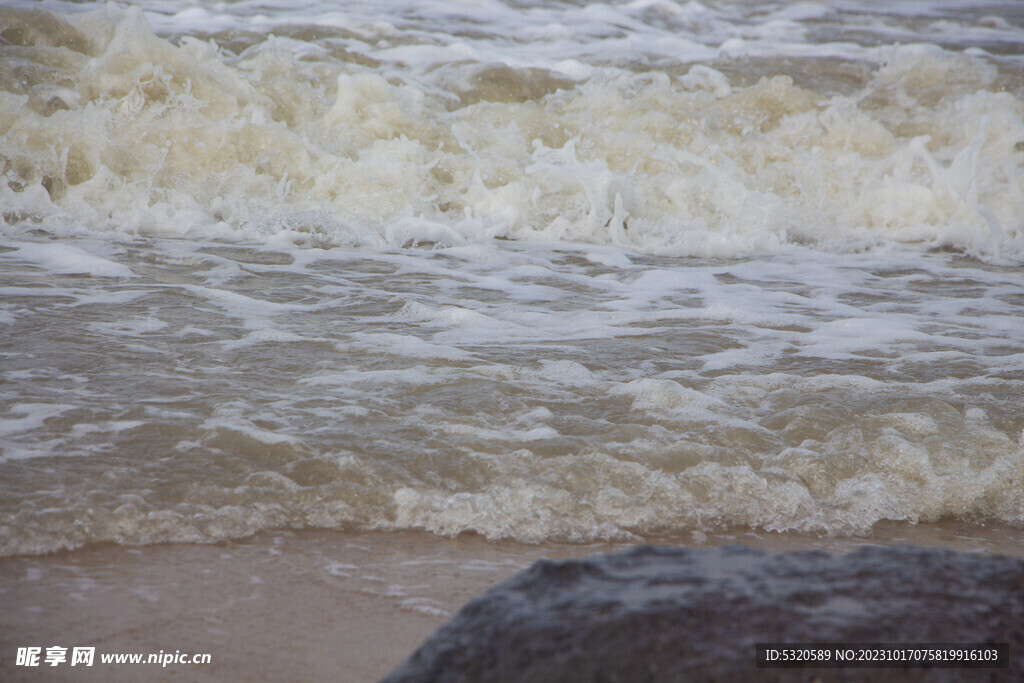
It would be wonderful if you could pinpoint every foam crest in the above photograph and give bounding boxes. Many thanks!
[2,6,1022,261]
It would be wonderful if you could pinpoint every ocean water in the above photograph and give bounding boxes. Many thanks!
[2,0,1023,558]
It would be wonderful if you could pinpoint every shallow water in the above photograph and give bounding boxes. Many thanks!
[1,1,1023,558]
[2,237,1023,555]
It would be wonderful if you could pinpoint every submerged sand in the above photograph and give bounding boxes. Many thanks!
[2,523,1023,682]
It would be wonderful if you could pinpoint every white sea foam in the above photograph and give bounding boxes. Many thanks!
[2,241,136,277]
[2,3,1022,261]
[0,403,77,438]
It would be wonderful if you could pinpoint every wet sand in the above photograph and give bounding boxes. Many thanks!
[2,523,1023,682]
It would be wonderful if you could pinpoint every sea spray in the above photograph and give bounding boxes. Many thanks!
[2,5,1022,260]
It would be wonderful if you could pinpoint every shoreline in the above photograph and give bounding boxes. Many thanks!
[3,522,1024,681]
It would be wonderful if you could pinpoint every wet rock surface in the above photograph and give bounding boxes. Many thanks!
[384,545,1023,682]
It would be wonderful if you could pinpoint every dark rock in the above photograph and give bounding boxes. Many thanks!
[383,545,1024,682]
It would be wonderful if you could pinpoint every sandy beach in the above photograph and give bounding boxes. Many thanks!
[4,523,1023,681]
[1,530,616,682]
